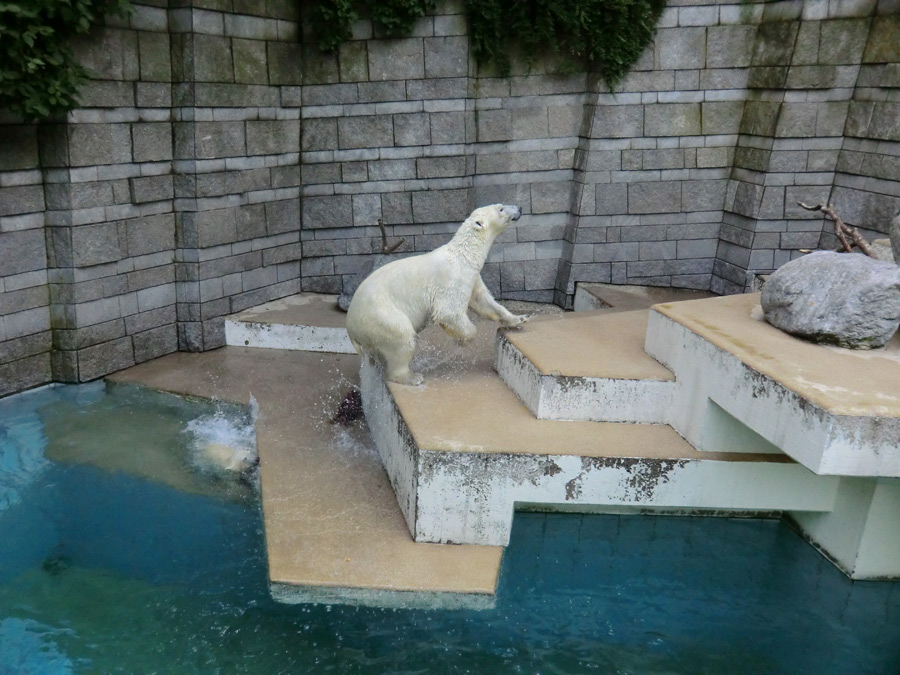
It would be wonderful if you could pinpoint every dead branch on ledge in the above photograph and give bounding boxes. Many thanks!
[797,201,876,258]
[378,218,405,254]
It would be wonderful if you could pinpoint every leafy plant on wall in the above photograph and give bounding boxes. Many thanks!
[0,0,132,120]
[307,0,665,90]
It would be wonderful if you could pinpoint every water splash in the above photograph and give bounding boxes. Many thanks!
[183,399,258,477]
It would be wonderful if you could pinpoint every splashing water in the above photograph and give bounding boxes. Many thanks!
[183,395,259,476]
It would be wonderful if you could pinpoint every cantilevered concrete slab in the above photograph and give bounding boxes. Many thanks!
[573,282,714,312]
[647,293,900,477]
[109,347,502,609]
[225,293,355,353]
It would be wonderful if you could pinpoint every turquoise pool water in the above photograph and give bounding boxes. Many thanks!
[2,383,899,674]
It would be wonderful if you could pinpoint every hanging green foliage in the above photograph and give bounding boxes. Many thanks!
[467,0,665,88]
[0,0,133,120]
[307,0,436,52]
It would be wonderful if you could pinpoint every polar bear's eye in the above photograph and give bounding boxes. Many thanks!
[474,220,484,229]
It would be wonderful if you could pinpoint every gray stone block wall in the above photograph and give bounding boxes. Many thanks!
[1,0,899,397]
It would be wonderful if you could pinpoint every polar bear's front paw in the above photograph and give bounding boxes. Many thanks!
[502,313,529,328]
[389,370,425,386]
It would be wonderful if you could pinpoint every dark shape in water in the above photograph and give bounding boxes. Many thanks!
[42,554,71,576]
[331,387,363,426]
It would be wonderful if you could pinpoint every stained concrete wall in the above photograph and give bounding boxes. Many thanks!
[0,0,898,397]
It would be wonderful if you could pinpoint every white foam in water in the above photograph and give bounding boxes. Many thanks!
[0,618,74,674]
[183,398,258,477]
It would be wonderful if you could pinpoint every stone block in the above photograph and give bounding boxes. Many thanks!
[417,156,467,179]
[477,109,512,142]
[358,81,407,103]
[0,354,51,397]
[266,199,301,235]
[752,21,799,66]
[194,121,246,158]
[412,189,469,223]
[816,102,850,137]
[595,183,628,215]
[138,32,171,83]
[0,126,38,171]
[133,324,177,362]
[512,107,549,140]
[785,65,837,89]
[247,120,300,155]
[430,111,466,144]
[642,149,684,170]
[869,104,900,142]
[339,41,369,82]
[639,240,676,260]
[126,214,174,257]
[302,118,338,152]
[0,185,44,216]
[233,38,268,84]
[425,36,468,78]
[524,258,559,291]
[368,159,416,181]
[655,27,706,70]
[706,25,755,68]
[268,42,303,86]
[382,192,413,224]
[644,104,701,137]
[862,16,900,64]
[591,105,643,139]
[748,64,789,89]
[394,113,431,146]
[130,175,174,204]
[594,242,639,262]
[683,180,727,212]
[71,222,122,267]
[353,193,382,226]
[132,123,173,162]
[368,39,425,81]
[628,181,681,214]
[193,34,234,83]
[78,337,135,382]
[758,186,785,219]
[531,183,570,214]
[338,115,393,149]
[303,195,353,229]
[791,21,819,66]
[775,103,818,138]
[68,124,132,167]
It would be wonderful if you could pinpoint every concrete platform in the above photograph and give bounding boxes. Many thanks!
[647,293,900,477]
[225,293,355,353]
[109,348,502,609]
[496,310,675,422]
[573,282,715,312]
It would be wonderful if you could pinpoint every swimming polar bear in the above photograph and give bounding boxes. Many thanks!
[346,204,529,385]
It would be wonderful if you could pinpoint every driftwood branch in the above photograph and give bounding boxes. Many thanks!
[378,218,404,254]
[797,201,876,258]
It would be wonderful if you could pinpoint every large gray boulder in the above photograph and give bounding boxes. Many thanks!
[761,251,900,349]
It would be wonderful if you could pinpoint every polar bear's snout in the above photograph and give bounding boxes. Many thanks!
[501,204,521,221]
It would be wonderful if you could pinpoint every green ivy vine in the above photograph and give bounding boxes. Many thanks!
[307,0,664,90]
[0,0,133,120]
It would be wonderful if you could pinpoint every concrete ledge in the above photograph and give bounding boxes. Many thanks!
[495,311,674,423]
[647,293,900,477]
[224,293,355,353]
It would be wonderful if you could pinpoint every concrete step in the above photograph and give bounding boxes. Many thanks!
[224,293,355,353]
[573,282,715,312]
[109,347,502,610]
[496,309,675,423]
[361,319,839,548]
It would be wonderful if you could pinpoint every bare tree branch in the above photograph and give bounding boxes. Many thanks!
[797,201,876,258]
[378,218,405,254]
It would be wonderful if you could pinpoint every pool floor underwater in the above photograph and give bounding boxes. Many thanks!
[2,382,900,674]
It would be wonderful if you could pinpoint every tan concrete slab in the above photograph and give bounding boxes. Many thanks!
[502,309,674,380]
[654,293,900,418]
[108,347,503,604]
[579,282,715,311]
[229,293,348,329]
[394,326,789,464]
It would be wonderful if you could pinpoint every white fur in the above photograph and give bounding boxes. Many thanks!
[346,204,529,385]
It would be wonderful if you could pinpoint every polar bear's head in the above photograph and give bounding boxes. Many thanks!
[454,203,521,243]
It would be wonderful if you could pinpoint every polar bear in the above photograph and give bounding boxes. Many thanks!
[345,204,529,385]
